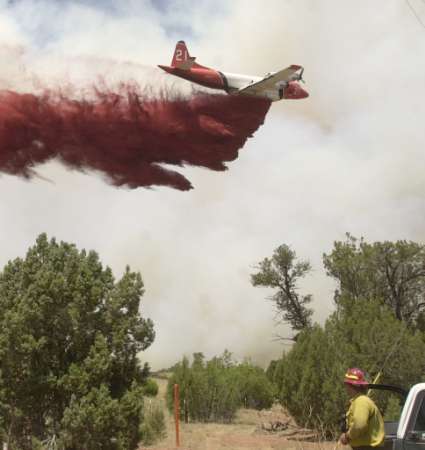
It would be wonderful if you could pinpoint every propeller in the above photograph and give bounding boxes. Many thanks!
[298,67,306,84]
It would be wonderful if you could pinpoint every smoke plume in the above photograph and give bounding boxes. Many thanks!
[0,85,271,190]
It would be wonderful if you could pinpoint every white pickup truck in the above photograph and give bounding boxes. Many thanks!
[376,383,425,450]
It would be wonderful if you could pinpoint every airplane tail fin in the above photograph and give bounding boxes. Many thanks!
[171,40,198,70]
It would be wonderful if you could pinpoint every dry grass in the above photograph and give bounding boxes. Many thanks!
[139,378,341,450]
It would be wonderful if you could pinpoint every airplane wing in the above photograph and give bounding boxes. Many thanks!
[238,65,303,95]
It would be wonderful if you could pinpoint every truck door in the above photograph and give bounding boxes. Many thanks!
[403,390,425,450]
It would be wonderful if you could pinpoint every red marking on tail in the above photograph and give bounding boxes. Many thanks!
[0,85,271,190]
[171,41,190,68]
[170,41,205,70]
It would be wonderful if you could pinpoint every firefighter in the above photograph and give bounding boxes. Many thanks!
[339,368,385,449]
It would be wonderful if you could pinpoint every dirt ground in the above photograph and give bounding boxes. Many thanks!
[139,378,340,450]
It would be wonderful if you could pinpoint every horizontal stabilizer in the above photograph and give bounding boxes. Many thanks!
[175,56,197,70]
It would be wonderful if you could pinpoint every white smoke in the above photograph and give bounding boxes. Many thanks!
[0,0,424,369]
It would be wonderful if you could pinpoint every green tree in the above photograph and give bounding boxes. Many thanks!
[0,233,155,449]
[251,244,313,337]
[235,361,277,409]
[323,233,425,323]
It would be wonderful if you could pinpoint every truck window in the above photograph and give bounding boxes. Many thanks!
[384,394,402,422]
[413,396,425,432]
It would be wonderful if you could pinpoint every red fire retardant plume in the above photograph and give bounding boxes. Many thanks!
[0,85,271,190]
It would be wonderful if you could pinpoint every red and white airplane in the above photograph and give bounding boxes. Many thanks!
[159,41,308,102]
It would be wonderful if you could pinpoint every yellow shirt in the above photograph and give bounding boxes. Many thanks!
[346,394,385,447]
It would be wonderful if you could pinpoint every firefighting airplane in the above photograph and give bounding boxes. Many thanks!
[158,41,308,102]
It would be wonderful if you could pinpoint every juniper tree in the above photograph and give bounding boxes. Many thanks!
[0,233,155,450]
[251,244,313,338]
[323,233,425,323]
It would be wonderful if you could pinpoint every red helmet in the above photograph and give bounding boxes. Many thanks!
[344,368,369,386]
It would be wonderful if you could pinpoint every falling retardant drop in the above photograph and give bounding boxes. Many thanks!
[0,84,271,190]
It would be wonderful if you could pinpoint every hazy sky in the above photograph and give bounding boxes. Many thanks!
[1,0,425,369]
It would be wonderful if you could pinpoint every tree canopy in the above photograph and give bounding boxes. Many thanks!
[323,233,425,323]
[251,244,313,336]
[0,233,155,450]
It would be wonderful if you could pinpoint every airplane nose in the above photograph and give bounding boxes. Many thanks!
[293,83,308,99]
[298,86,309,98]
[283,82,309,99]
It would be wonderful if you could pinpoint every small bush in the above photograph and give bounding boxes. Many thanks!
[140,403,167,446]
[143,378,159,397]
